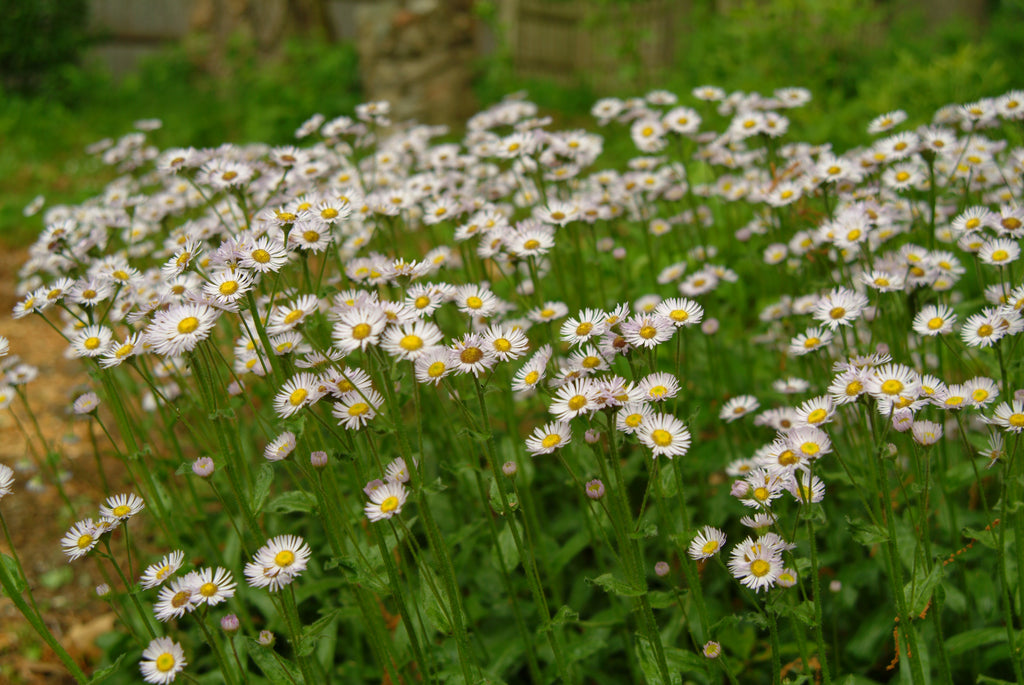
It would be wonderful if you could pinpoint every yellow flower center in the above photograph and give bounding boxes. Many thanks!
[972,389,989,402]
[945,396,964,407]
[701,540,719,555]
[460,347,484,364]
[524,370,539,385]
[567,395,588,411]
[978,324,994,338]
[82,289,97,299]
[642,126,654,137]
[275,550,295,567]
[581,356,601,369]
[750,559,771,577]
[289,388,308,406]
[806,408,827,424]
[466,296,484,309]
[348,403,369,416]
[800,442,820,456]
[427,361,446,377]
[670,309,689,322]
[171,590,191,608]
[651,429,672,447]
[414,295,431,309]
[965,218,981,229]
[177,316,199,334]
[880,379,904,395]
[829,306,846,320]
[778,449,798,466]
[639,325,657,339]
[1009,413,1024,427]
[523,239,540,250]
[803,337,820,348]
[991,250,1010,262]
[753,486,770,501]
[576,322,593,336]
[321,207,339,220]
[400,335,423,352]
[303,230,320,243]
[380,496,400,513]
[113,504,131,517]
[541,434,562,448]
[222,170,238,181]
[493,338,512,353]
[625,413,643,428]
[200,582,217,597]
[252,249,271,264]
[77,534,93,549]
[846,380,863,396]
[156,653,176,672]
[84,336,101,350]
[352,323,372,340]
[827,165,841,175]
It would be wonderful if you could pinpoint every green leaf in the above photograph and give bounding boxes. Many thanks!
[297,609,340,657]
[547,529,590,574]
[946,627,1023,656]
[961,525,1000,550]
[543,604,579,631]
[266,490,318,514]
[249,462,274,514]
[588,573,645,597]
[904,564,942,616]
[647,590,675,609]
[245,637,302,682]
[771,599,815,626]
[87,653,126,684]
[0,553,27,594]
[847,516,889,546]
[491,521,521,570]
[628,519,658,539]
[836,675,884,685]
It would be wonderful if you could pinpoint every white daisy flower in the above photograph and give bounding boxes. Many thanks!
[244,535,312,592]
[364,481,409,523]
[140,636,187,684]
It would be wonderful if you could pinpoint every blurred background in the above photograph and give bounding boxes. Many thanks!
[2,0,1022,246]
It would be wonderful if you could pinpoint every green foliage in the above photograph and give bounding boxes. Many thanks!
[0,0,91,93]
[0,36,361,247]
[473,0,1020,149]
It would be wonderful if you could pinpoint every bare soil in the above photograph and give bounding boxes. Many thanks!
[0,246,128,683]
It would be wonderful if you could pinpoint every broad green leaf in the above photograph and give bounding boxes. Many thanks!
[266,489,318,514]
[544,604,579,630]
[588,573,645,597]
[547,529,590,574]
[297,608,340,657]
[87,653,126,684]
[0,553,27,594]
[491,521,520,570]
[847,516,889,546]
[904,564,942,616]
[249,462,274,514]
[244,637,302,683]
[961,525,999,550]
[946,627,1022,656]
[771,599,815,626]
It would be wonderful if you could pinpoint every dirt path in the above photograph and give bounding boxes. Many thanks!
[0,246,124,683]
